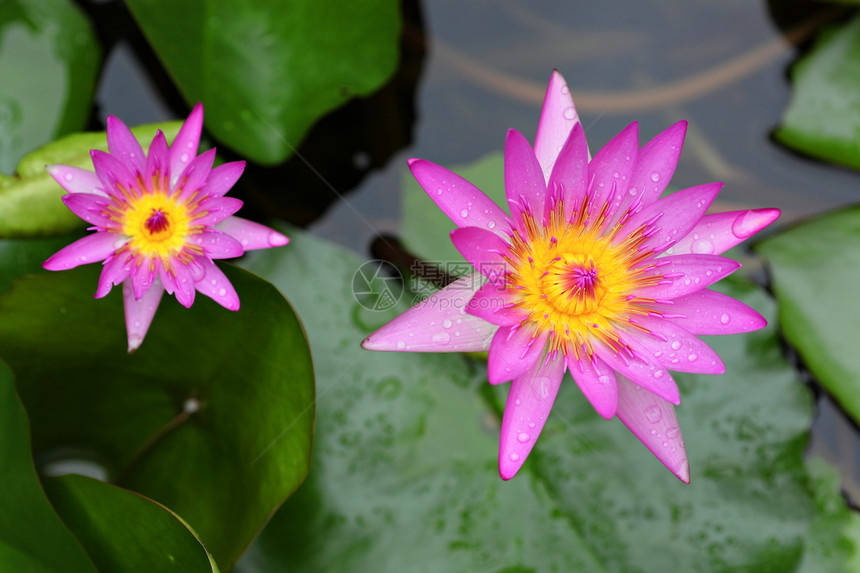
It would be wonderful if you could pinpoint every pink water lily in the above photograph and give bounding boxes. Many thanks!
[362,70,778,482]
[43,104,289,352]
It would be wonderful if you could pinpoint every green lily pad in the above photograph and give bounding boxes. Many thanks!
[0,0,100,175]
[124,0,401,164]
[42,474,216,572]
[756,206,860,426]
[0,361,97,572]
[0,121,182,238]
[0,263,314,570]
[234,226,859,572]
[774,13,860,171]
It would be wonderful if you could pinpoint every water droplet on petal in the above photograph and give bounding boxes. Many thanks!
[563,107,577,120]
[396,340,406,350]
[267,231,285,247]
[560,85,570,95]
[597,375,611,385]
[218,288,227,297]
[436,188,443,196]
[442,319,452,329]
[517,432,530,443]
[690,239,715,254]
[650,172,661,182]
[653,370,665,379]
[666,426,680,439]
[731,211,759,238]
[671,340,681,351]
[487,221,496,229]
[64,172,74,182]
[687,353,698,362]
[432,332,451,345]
[509,453,520,462]
[180,153,189,163]
[720,313,731,325]
[644,405,662,423]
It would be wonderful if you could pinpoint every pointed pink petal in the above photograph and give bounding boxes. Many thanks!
[144,131,171,194]
[408,158,510,238]
[654,289,767,335]
[199,161,245,198]
[124,279,164,353]
[628,315,725,374]
[615,376,689,483]
[636,254,741,300]
[95,252,133,298]
[61,193,113,227]
[617,182,723,254]
[361,274,497,353]
[192,197,244,226]
[498,353,566,480]
[175,148,216,202]
[587,122,639,224]
[129,257,158,300]
[169,103,204,186]
[450,227,510,285]
[43,232,123,270]
[168,260,196,308]
[188,229,244,259]
[193,258,238,310]
[214,216,289,250]
[595,339,680,405]
[545,122,588,223]
[465,282,525,326]
[47,165,106,196]
[667,208,781,256]
[569,355,618,419]
[534,70,583,181]
[106,115,145,175]
[487,325,547,385]
[91,149,139,198]
[623,121,687,211]
[505,129,547,234]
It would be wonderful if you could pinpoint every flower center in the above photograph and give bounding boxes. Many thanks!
[119,192,195,261]
[505,199,661,358]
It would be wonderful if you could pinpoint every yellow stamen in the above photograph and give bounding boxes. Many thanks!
[117,190,200,265]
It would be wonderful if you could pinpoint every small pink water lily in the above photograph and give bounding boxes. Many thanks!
[362,71,779,483]
[43,104,289,352]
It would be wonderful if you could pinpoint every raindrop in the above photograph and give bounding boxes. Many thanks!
[690,239,715,254]
[644,405,662,423]
[650,172,661,182]
[64,172,74,182]
[731,211,758,238]
[528,422,535,428]
[560,85,570,95]
[459,208,469,218]
[720,313,730,325]
[613,171,620,179]
[487,221,496,229]
[671,340,681,351]
[267,231,285,246]
[653,370,665,379]
[515,399,521,406]
[563,107,577,120]
[432,332,451,345]
[509,453,520,462]
[628,187,638,196]
[666,426,680,439]
[210,278,218,285]
[218,288,227,297]
[396,340,406,350]
[442,319,453,329]
[517,432,530,443]
[436,189,443,196]
[687,353,698,362]
[597,375,611,384]
[180,153,189,163]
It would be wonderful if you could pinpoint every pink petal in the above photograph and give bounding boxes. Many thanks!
[145,131,171,194]
[486,324,547,385]
[617,182,723,254]
[194,258,240,310]
[124,279,164,353]
[505,129,547,235]
[192,196,244,227]
[199,161,246,198]
[450,227,510,285]
[169,103,204,186]
[533,70,583,181]
[498,353,566,480]
[624,121,687,211]
[595,339,680,405]
[654,289,767,335]
[61,193,113,227]
[628,315,725,375]
[361,273,497,353]
[465,282,525,327]
[43,232,123,270]
[167,260,196,308]
[106,115,145,175]
[214,216,289,250]
[175,148,216,202]
[568,355,618,419]
[635,254,741,300]
[587,122,639,225]
[188,229,244,259]
[47,165,107,196]
[129,257,158,300]
[615,376,689,483]
[95,252,133,298]
[408,158,510,238]
[91,149,139,198]
[545,122,588,224]
[667,208,781,256]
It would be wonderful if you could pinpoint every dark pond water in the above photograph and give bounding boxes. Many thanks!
[93,0,860,499]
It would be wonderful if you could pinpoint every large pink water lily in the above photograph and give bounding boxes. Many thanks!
[43,104,289,352]
[362,70,779,482]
